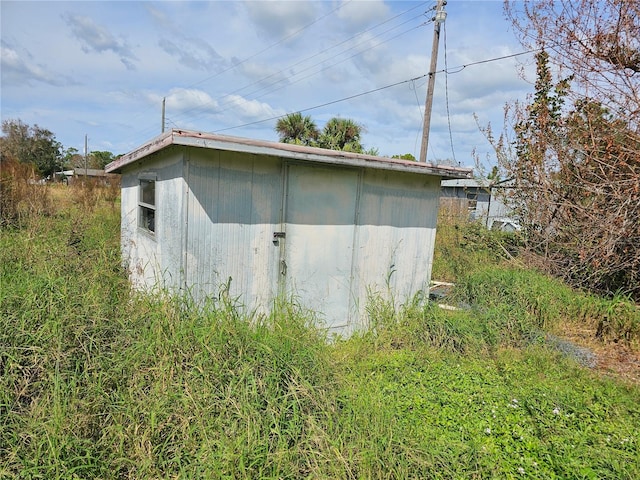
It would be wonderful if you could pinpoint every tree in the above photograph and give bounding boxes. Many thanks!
[275,114,372,154]
[505,0,639,133]
[318,117,363,152]
[392,153,416,161]
[487,166,500,182]
[500,1,640,299]
[0,119,63,178]
[90,151,116,169]
[275,113,319,146]
[62,147,79,169]
[489,48,640,299]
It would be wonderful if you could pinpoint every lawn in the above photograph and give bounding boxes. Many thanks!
[1,183,638,478]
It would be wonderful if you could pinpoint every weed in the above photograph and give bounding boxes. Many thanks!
[1,185,638,479]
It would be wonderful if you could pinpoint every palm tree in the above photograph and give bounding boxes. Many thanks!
[275,113,319,146]
[318,117,363,153]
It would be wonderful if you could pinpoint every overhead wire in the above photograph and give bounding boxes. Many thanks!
[121,0,354,146]
[213,76,423,133]
[410,79,425,156]
[166,4,431,128]
[443,21,457,165]
[213,47,541,134]
[190,20,429,125]
[185,0,354,90]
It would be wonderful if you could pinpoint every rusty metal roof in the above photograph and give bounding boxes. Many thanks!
[105,129,473,179]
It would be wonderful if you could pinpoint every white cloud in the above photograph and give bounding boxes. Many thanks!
[0,40,70,86]
[158,36,226,72]
[243,0,319,42]
[223,94,284,121]
[336,0,390,32]
[163,88,219,114]
[63,13,139,70]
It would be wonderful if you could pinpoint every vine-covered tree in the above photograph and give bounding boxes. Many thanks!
[505,1,639,112]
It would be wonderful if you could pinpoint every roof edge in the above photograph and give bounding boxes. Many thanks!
[106,129,472,179]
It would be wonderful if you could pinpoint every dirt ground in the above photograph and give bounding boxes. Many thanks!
[561,324,640,385]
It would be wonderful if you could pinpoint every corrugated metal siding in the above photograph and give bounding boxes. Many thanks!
[184,149,282,312]
[283,164,359,330]
[121,151,184,293]
[121,145,443,335]
[351,170,440,328]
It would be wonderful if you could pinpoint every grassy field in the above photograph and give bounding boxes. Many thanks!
[1,184,639,478]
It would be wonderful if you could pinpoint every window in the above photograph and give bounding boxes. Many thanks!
[139,177,156,233]
[466,191,478,213]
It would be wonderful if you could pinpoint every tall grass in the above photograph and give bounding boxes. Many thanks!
[1,186,638,478]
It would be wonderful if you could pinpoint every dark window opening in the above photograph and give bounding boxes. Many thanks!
[139,179,156,233]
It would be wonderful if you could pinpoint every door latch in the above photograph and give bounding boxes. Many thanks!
[273,231,286,246]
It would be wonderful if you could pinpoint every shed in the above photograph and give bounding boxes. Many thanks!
[106,129,471,335]
[441,178,518,231]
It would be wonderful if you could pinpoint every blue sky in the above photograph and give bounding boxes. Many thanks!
[1,1,536,168]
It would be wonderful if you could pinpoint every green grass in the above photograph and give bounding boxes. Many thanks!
[1,186,638,478]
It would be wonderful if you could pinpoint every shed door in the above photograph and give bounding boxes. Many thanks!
[283,164,359,330]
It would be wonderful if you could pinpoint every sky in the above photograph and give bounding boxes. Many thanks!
[1,0,537,169]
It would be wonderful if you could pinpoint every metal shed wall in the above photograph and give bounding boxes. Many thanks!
[184,148,283,313]
[119,144,445,334]
[120,148,185,293]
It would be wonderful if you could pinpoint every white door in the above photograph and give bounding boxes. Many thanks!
[283,164,359,331]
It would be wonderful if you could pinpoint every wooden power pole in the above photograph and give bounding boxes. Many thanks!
[419,0,447,163]
[162,97,166,133]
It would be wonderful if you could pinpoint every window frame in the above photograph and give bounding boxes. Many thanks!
[138,173,157,235]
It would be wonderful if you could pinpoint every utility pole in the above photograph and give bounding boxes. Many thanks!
[419,0,447,163]
[162,97,166,133]
[84,134,88,181]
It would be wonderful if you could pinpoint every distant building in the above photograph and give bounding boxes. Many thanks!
[440,178,519,231]
[54,168,119,185]
[106,129,472,335]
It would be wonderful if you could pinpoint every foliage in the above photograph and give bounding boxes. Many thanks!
[336,342,639,479]
[0,157,52,227]
[89,151,116,169]
[275,114,369,153]
[485,47,640,300]
[0,119,63,178]
[432,211,520,283]
[317,117,363,152]
[275,112,319,146]
[392,153,416,161]
[362,146,379,156]
[1,188,638,478]
[505,0,639,119]
[433,214,639,346]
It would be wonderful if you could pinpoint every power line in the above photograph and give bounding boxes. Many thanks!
[197,22,428,125]
[166,5,431,128]
[443,22,457,165]
[212,47,540,134]
[212,77,421,133]
[185,0,354,90]
[442,48,539,74]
